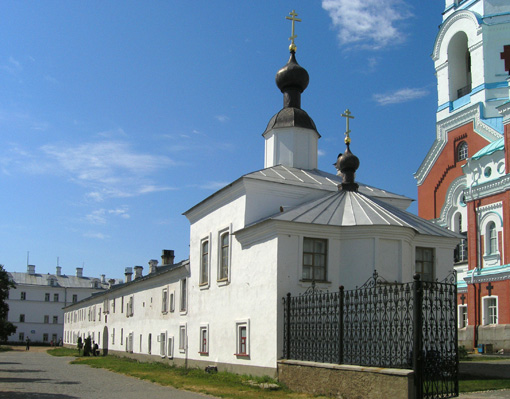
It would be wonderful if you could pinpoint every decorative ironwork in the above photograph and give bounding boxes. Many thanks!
[283,271,458,399]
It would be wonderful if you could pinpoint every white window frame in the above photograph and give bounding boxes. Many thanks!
[235,319,250,357]
[159,331,167,357]
[161,287,169,314]
[167,336,174,359]
[180,279,187,314]
[482,296,498,325]
[199,237,210,287]
[458,305,468,328]
[199,324,209,355]
[169,290,175,312]
[302,237,328,282]
[179,324,187,353]
[217,227,231,284]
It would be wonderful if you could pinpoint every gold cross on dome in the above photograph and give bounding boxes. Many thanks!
[286,10,301,52]
[341,109,355,144]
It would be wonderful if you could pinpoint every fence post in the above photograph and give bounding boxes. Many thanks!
[339,286,344,364]
[286,292,291,359]
[413,274,423,399]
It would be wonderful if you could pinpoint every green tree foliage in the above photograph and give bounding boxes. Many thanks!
[0,265,17,341]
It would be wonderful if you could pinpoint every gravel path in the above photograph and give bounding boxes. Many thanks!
[0,348,217,399]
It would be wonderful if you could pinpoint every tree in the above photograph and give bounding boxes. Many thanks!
[77,336,83,354]
[0,265,17,341]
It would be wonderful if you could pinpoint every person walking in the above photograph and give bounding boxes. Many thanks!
[25,337,30,350]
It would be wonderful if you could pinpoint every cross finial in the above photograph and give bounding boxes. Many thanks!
[341,109,355,145]
[286,10,301,52]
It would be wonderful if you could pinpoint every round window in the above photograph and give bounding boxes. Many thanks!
[484,167,492,178]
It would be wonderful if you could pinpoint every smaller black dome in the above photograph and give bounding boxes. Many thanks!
[275,52,309,94]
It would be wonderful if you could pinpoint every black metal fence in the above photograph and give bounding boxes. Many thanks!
[283,271,458,399]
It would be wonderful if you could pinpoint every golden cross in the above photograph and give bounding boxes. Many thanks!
[341,109,355,144]
[286,10,301,52]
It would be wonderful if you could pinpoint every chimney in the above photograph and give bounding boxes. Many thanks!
[27,265,35,275]
[76,267,83,278]
[108,278,116,289]
[125,267,133,283]
[161,249,175,265]
[56,266,62,276]
[134,266,143,279]
[148,259,158,274]
[100,274,106,284]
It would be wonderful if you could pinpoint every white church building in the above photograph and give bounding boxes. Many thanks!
[63,22,460,377]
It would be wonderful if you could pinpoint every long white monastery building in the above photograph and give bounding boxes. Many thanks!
[63,33,461,376]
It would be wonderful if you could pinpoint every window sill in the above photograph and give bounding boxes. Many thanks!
[235,353,250,358]
[300,279,331,284]
[199,283,210,290]
[217,278,230,286]
[198,351,209,356]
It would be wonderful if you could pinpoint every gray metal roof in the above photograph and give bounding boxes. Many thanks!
[244,165,412,203]
[8,272,110,289]
[251,190,461,238]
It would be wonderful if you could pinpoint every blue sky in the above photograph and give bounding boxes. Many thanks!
[1,1,445,279]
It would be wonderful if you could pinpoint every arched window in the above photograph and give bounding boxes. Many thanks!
[448,32,472,100]
[458,141,468,161]
[487,222,498,254]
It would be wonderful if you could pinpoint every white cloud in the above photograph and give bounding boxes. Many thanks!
[85,206,130,225]
[322,0,412,49]
[215,115,229,123]
[318,149,326,157]
[41,141,175,198]
[197,181,229,190]
[83,232,109,239]
[373,87,428,105]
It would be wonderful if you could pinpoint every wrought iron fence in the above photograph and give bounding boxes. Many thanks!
[283,271,458,399]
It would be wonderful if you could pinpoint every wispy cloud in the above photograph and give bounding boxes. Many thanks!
[373,87,428,105]
[85,206,130,224]
[318,149,326,157]
[83,232,109,240]
[215,115,229,123]
[195,181,230,190]
[322,0,412,49]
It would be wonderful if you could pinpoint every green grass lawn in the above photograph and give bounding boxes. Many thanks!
[46,348,510,397]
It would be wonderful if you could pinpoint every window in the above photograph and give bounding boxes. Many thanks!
[20,291,26,300]
[53,316,58,324]
[457,141,468,161]
[44,315,49,324]
[52,334,57,343]
[54,293,59,302]
[72,294,78,303]
[169,292,175,312]
[19,314,25,323]
[162,288,169,313]
[19,332,24,341]
[159,332,166,357]
[148,333,152,354]
[179,325,187,352]
[121,328,124,345]
[219,232,229,281]
[112,328,115,345]
[43,333,48,342]
[415,247,434,282]
[236,320,250,356]
[200,239,209,285]
[302,237,327,281]
[167,336,174,358]
[180,279,187,312]
[121,296,124,313]
[199,325,209,355]
[126,296,134,317]
[487,222,498,255]
[112,298,116,313]
[459,305,468,328]
[45,293,50,302]
[483,297,498,325]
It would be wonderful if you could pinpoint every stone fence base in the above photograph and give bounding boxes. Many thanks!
[278,359,415,399]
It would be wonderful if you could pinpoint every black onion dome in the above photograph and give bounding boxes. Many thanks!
[275,52,309,94]
[336,145,360,192]
[263,107,320,136]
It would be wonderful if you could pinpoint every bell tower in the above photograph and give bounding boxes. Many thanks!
[434,0,510,123]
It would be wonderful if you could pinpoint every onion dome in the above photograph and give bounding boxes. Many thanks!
[263,51,318,136]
